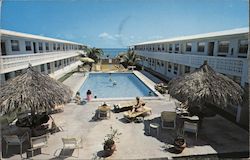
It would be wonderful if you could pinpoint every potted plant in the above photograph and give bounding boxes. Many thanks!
[173,136,186,153]
[103,126,121,156]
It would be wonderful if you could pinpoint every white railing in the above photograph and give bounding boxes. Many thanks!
[136,51,248,81]
[0,50,81,74]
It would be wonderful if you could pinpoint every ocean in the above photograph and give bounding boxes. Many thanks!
[101,48,127,59]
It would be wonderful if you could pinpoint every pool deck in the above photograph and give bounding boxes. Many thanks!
[3,71,249,159]
[4,101,248,159]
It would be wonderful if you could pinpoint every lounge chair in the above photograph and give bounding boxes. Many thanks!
[113,101,135,113]
[61,137,83,157]
[28,134,49,157]
[123,106,152,122]
[161,111,176,129]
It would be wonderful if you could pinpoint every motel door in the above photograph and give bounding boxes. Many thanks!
[208,42,214,56]
[33,42,37,53]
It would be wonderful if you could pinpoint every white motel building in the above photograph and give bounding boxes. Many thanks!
[132,28,249,126]
[0,29,85,85]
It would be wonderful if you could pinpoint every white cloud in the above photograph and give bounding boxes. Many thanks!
[98,32,115,40]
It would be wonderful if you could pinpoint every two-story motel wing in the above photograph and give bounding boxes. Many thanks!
[132,28,249,126]
[0,29,85,85]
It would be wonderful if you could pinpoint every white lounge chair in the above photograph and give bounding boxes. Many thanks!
[28,134,49,157]
[161,111,176,129]
[61,137,83,157]
[3,132,29,158]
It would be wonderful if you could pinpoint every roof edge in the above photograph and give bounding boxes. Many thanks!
[132,27,249,46]
[0,29,85,46]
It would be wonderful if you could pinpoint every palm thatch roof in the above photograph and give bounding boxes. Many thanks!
[168,61,244,108]
[0,65,72,115]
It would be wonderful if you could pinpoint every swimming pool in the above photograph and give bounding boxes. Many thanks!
[78,73,157,99]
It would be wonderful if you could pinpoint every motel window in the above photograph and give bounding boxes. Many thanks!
[175,44,179,53]
[55,61,58,68]
[11,40,20,51]
[184,66,190,73]
[5,73,11,81]
[161,61,164,67]
[238,39,248,54]
[25,41,32,51]
[38,42,43,51]
[41,64,45,72]
[53,44,56,50]
[218,41,229,53]
[63,44,65,50]
[57,44,60,50]
[169,44,173,53]
[45,43,49,51]
[158,45,161,51]
[162,44,165,51]
[197,42,205,52]
[186,43,192,52]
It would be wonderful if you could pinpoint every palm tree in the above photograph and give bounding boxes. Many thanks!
[84,47,104,63]
[119,50,140,68]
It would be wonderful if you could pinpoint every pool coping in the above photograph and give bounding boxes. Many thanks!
[77,71,167,101]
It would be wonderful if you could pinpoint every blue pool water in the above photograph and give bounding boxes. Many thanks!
[79,73,156,98]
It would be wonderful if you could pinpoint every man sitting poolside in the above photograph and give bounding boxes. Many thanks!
[131,97,145,113]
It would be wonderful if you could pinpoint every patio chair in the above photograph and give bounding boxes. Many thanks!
[161,111,176,129]
[28,134,49,157]
[61,137,83,157]
[124,106,152,122]
[182,121,198,140]
[3,132,29,158]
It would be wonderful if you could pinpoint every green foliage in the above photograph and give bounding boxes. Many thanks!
[119,49,140,67]
[84,47,104,63]
[103,126,122,150]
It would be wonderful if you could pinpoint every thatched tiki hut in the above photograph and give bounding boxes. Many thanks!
[168,61,244,122]
[0,65,72,116]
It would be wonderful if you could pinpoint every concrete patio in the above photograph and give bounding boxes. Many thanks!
[2,99,249,159]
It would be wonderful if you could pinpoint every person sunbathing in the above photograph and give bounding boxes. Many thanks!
[132,97,145,112]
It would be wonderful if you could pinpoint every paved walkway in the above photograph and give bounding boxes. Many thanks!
[140,70,164,84]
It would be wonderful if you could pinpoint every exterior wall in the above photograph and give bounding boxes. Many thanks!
[134,33,248,85]
[1,34,83,56]
[0,31,85,85]
[135,34,248,58]
[0,56,80,85]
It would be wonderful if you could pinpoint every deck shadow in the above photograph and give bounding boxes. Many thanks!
[50,149,75,160]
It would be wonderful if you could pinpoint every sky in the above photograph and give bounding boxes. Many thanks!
[1,0,249,48]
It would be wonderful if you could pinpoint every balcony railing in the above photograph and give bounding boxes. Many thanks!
[0,50,81,74]
[136,50,248,83]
